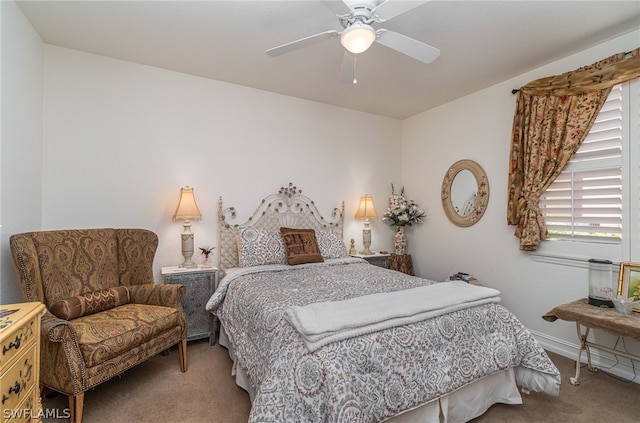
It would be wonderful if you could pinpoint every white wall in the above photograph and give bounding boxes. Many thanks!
[0,0,44,304]
[402,29,640,379]
[38,45,402,290]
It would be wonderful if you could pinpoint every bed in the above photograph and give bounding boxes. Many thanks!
[206,184,560,422]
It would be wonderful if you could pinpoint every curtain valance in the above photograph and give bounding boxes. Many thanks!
[519,48,639,96]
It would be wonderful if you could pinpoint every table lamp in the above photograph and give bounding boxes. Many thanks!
[354,195,378,255]
[173,186,202,268]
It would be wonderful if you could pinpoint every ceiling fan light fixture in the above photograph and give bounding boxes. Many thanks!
[340,22,376,54]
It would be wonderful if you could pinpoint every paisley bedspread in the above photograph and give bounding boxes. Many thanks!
[206,258,560,423]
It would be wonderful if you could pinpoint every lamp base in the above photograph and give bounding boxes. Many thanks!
[180,228,197,268]
[361,227,373,256]
[179,259,197,269]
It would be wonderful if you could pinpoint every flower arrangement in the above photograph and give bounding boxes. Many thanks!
[199,245,215,267]
[382,184,426,227]
[199,246,215,259]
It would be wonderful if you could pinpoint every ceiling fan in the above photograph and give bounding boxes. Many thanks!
[266,0,440,84]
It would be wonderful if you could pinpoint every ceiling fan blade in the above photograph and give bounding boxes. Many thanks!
[339,52,356,84]
[322,0,351,16]
[266,30,340,57]
[373,0,431,21]
[375,29,440,64]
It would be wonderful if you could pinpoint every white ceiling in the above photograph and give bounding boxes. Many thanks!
[15,0,640,119]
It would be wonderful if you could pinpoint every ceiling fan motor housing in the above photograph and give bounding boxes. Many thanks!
[340,2,378,28]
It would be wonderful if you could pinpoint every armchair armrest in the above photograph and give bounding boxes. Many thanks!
[39,310,87,395]
[128,283,186,308]
[41,310,77,341]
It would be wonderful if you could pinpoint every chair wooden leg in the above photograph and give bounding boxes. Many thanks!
[178,337,188,372]
[69,392,84,423]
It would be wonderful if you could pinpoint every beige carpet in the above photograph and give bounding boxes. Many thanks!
[42,339,640,422]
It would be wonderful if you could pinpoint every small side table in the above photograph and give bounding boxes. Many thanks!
[162,266,218,345]
[543,298,640,385]
[351,252,390,269]
[388,254,415,276]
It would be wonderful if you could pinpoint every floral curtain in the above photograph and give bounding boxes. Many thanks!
[507,49,640,251]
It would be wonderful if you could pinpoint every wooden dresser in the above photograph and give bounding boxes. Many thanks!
[1,302,45,423]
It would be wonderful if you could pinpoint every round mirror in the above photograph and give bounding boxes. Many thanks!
[441,160,489,227]
[450,170,477,216]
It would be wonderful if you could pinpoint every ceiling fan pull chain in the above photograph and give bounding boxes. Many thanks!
[353,56,358,84]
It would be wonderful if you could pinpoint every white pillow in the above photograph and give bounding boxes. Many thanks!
[237,226,286,267]
[316,230,348,259]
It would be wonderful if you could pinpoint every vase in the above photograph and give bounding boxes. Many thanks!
[201,255,213,268]
[394,226,407,255]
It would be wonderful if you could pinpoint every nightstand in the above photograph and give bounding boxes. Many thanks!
[351,252,390,269]
[162,266,218,345]
[388,254,415,276]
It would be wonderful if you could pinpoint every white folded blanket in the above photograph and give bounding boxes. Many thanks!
[284,281,501,351]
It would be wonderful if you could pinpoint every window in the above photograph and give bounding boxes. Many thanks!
[538,78,639,260]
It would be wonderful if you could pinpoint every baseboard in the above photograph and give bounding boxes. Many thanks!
[530,329,640,384]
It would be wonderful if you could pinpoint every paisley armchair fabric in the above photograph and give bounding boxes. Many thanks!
[10,228,188,423]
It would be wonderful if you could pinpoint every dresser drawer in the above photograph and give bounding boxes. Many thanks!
[0,316,38,374]
[1,346,38,418]
[4,388,38,423]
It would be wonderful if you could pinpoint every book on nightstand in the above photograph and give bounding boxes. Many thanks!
[449,272,479,285]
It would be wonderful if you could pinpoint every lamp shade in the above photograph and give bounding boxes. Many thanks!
[355,195,378,220]
[173,186,202,221]
[340,22,376,54]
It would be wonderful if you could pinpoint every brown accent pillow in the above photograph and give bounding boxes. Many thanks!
[280,228,325,265]
[50,286,131,320]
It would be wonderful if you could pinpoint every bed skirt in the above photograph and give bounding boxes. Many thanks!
[218,326,523,423]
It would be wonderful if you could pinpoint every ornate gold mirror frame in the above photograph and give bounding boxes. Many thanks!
[441,160,489,227]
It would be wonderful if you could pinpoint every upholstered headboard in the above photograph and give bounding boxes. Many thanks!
[218,183,344,271]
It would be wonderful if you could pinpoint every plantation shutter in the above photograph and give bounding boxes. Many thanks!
[540,84,623,243]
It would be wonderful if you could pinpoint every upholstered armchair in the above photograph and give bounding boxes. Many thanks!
[9,228,188,423]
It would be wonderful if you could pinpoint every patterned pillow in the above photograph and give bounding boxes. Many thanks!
[316,230,348,259]
[238,226,287,267]
[280,227,325,265]
[50,286,130,320]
